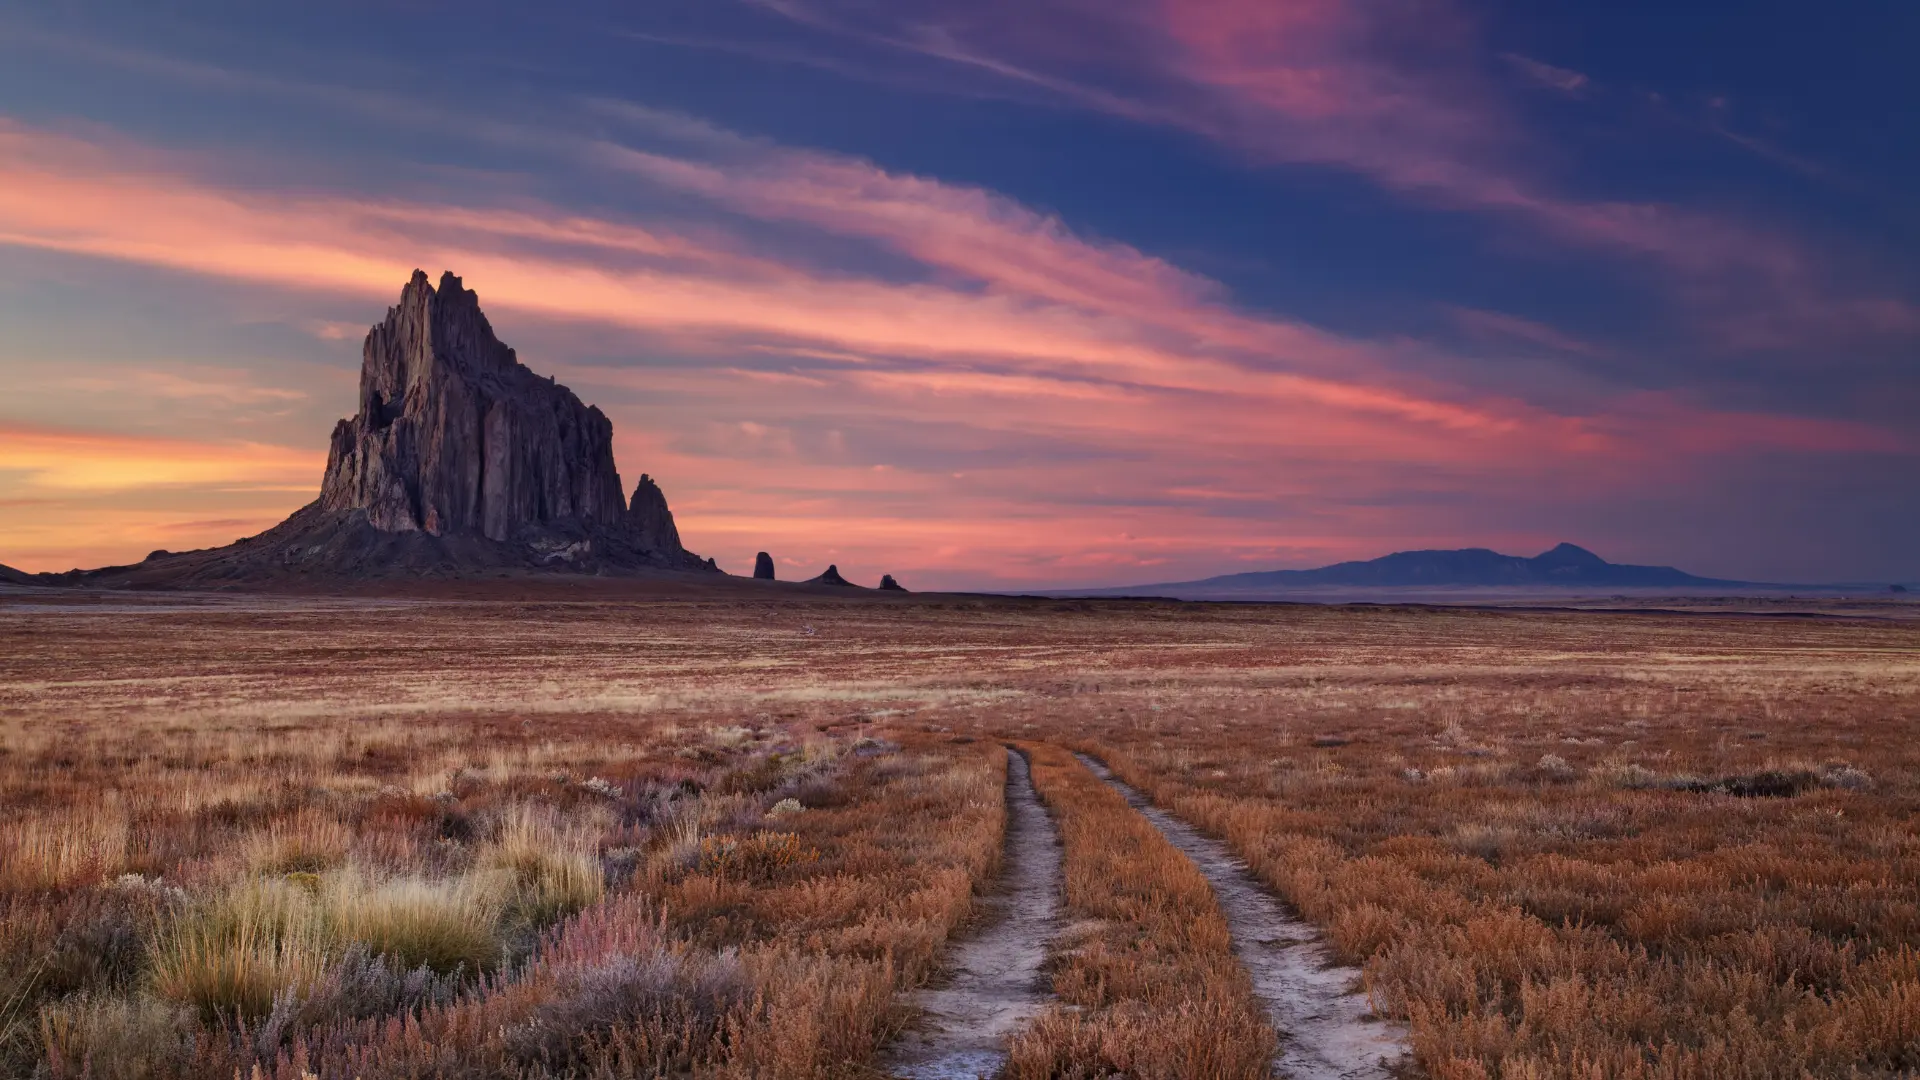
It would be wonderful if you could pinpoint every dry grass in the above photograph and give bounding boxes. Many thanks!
[243,811,352,876]
[1010,741,1274,1079]
[0,805,130,893]
[1082,702,1920,1079]
[0,592,1016,1076]
[322,872,503,975]
[477,806,605,928]
[3,589,1918,1076]
[148,878,328,1020]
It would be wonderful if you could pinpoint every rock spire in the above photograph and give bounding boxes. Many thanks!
[754,552,776,580]
[320,271,629,540]
[627,474,686,560]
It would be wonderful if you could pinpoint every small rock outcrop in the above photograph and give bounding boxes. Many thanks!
[810,564,855,586]
[626,474,686,560]
[879,574,906,591]
[754,552,776,580]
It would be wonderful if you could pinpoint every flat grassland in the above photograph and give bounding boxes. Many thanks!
[2,590,1916,1078]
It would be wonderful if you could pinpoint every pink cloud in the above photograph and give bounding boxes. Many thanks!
[0,118,1905,584]
[747,0,1917,348]
[0,419,321,494]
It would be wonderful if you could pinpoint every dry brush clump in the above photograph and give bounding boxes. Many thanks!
[1007,741,1274,1080]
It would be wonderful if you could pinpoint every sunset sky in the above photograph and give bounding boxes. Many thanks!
[2,2,1916,588]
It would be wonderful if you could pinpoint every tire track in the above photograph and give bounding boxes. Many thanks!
[1077,753,1410,1080]
[886,748,1064,1080]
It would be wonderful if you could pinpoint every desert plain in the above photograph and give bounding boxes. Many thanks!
[2,585,1918,1079]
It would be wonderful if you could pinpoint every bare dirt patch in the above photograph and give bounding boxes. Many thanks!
[886,748,1064,1079]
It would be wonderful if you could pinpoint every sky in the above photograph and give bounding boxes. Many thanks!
[0,2,1915,588]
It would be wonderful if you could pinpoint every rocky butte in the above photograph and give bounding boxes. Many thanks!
[48,270,718,586]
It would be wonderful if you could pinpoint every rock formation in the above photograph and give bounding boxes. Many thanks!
[47,270,714,585]
[754,552,776,580]
[809,564,854,586]
[0,563,29,586]
[320,271,630,540]
[626,474,688,560]
[878,574,905,591]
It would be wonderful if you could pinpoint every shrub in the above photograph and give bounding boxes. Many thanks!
[505,950,750,1071]
[249,944,463,1055]
[39,993,193,1080]
[698,831,819,882]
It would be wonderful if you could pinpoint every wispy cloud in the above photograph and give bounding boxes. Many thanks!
[0,115,1904,582]
[0,420,319,493]
[739,0,1914,348]
[57,368,308,406]
[1501,53,1589,95]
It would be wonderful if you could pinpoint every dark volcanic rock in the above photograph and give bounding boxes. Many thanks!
[626,474,687,560]
[878,574,905,591]
[321,271,629,540]
[54,270,713,586]
[809,564,855,587]
[754,552,776,580]
[0,562,29,586]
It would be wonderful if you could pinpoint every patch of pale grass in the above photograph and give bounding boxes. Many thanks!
[243,810,352,875]
[324,871,502,974]
[149,879,327,1020]
[38,993,192,1080]
[478,806,605,928]
[0,805,130,893]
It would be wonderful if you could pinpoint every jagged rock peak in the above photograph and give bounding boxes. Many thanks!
[878,574,905,592]
[627,474,686,558]
[811,564,853,586]
[754,552,776,580]
[318,269,629,542]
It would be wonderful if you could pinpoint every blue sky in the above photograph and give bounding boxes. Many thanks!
[0,2,1914,586]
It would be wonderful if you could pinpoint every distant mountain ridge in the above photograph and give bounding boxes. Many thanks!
[1106,543,1746,594]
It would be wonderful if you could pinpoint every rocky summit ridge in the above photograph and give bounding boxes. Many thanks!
[45,270,716,586]
[319,270,633,541]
